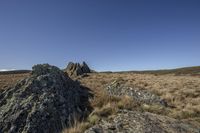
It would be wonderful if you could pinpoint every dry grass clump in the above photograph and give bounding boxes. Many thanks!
[90,89,119,108]
[117,95,139,110]
[170,104,200,119]
[88,88,141,124]
[90,88,140,112]
[62,121,91,133]
[141,104,171,115]
[62,90,140,133]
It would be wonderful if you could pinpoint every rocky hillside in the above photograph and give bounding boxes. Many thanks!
[0,64,91,133]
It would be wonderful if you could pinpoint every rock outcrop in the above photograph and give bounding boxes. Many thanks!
[0,64,91,133]
[85,110,200,133]
[64,62,91,76]
[106,80,168,106]
[86,80,200,133]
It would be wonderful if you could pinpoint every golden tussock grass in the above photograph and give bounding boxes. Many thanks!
[79,73,200,122]
[1,71,200,131]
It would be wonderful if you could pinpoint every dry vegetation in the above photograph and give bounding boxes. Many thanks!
[1,70,200,132]
[0,73,29,90]
[63,89,141,133]
[79,73,200,123]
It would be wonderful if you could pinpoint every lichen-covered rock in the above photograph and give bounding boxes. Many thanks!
[64,62,91,76]
[0,64,91,133]
[32,64,63,76]
[106,80,168,106]
[85,110,200,133]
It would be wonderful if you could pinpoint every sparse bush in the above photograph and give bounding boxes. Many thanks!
[90,89,121,109]
[93,103,117,117]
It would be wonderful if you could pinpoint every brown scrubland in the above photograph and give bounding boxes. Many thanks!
[0,68,200,132]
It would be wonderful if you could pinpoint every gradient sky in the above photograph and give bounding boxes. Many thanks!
[0,0,200,71]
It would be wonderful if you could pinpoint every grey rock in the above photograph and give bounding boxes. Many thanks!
[0,64,91,133]
[85,110,200,133]
[106,80,168,106]
[64,62,91,76]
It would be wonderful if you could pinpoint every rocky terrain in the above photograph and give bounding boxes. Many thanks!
[0,63,200,133]
[84,80,199,133]
[106,79,168,106]
[85,110,199,133]
[0,64,91,133]
[64,62,91,77]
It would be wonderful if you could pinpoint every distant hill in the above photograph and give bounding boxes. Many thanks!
[102,66,200,76]
[0,70,30,75]
[125,66,200,76]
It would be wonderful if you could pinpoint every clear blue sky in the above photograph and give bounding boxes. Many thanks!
[0,0,200,71]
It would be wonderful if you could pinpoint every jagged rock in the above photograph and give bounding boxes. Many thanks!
[85,110,200,133]
[0,64,91,133]
[64,62,91,76]
[106,80,168,106]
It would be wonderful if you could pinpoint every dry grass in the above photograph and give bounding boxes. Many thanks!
[61,91,139,133]
[0,73,29,90]
[1,71,200,131]
[62,121,91,133]
[79,73,200,122]
[141,104,170,115]
[89,87,140,111]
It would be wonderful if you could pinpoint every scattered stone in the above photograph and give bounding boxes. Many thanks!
[0,64,91,133]
[64,62,91,77]
[106,80,168,106]
[85,110,200,133]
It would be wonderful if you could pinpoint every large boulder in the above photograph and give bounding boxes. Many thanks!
[64,62,91,76]
[0,64,91,133]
